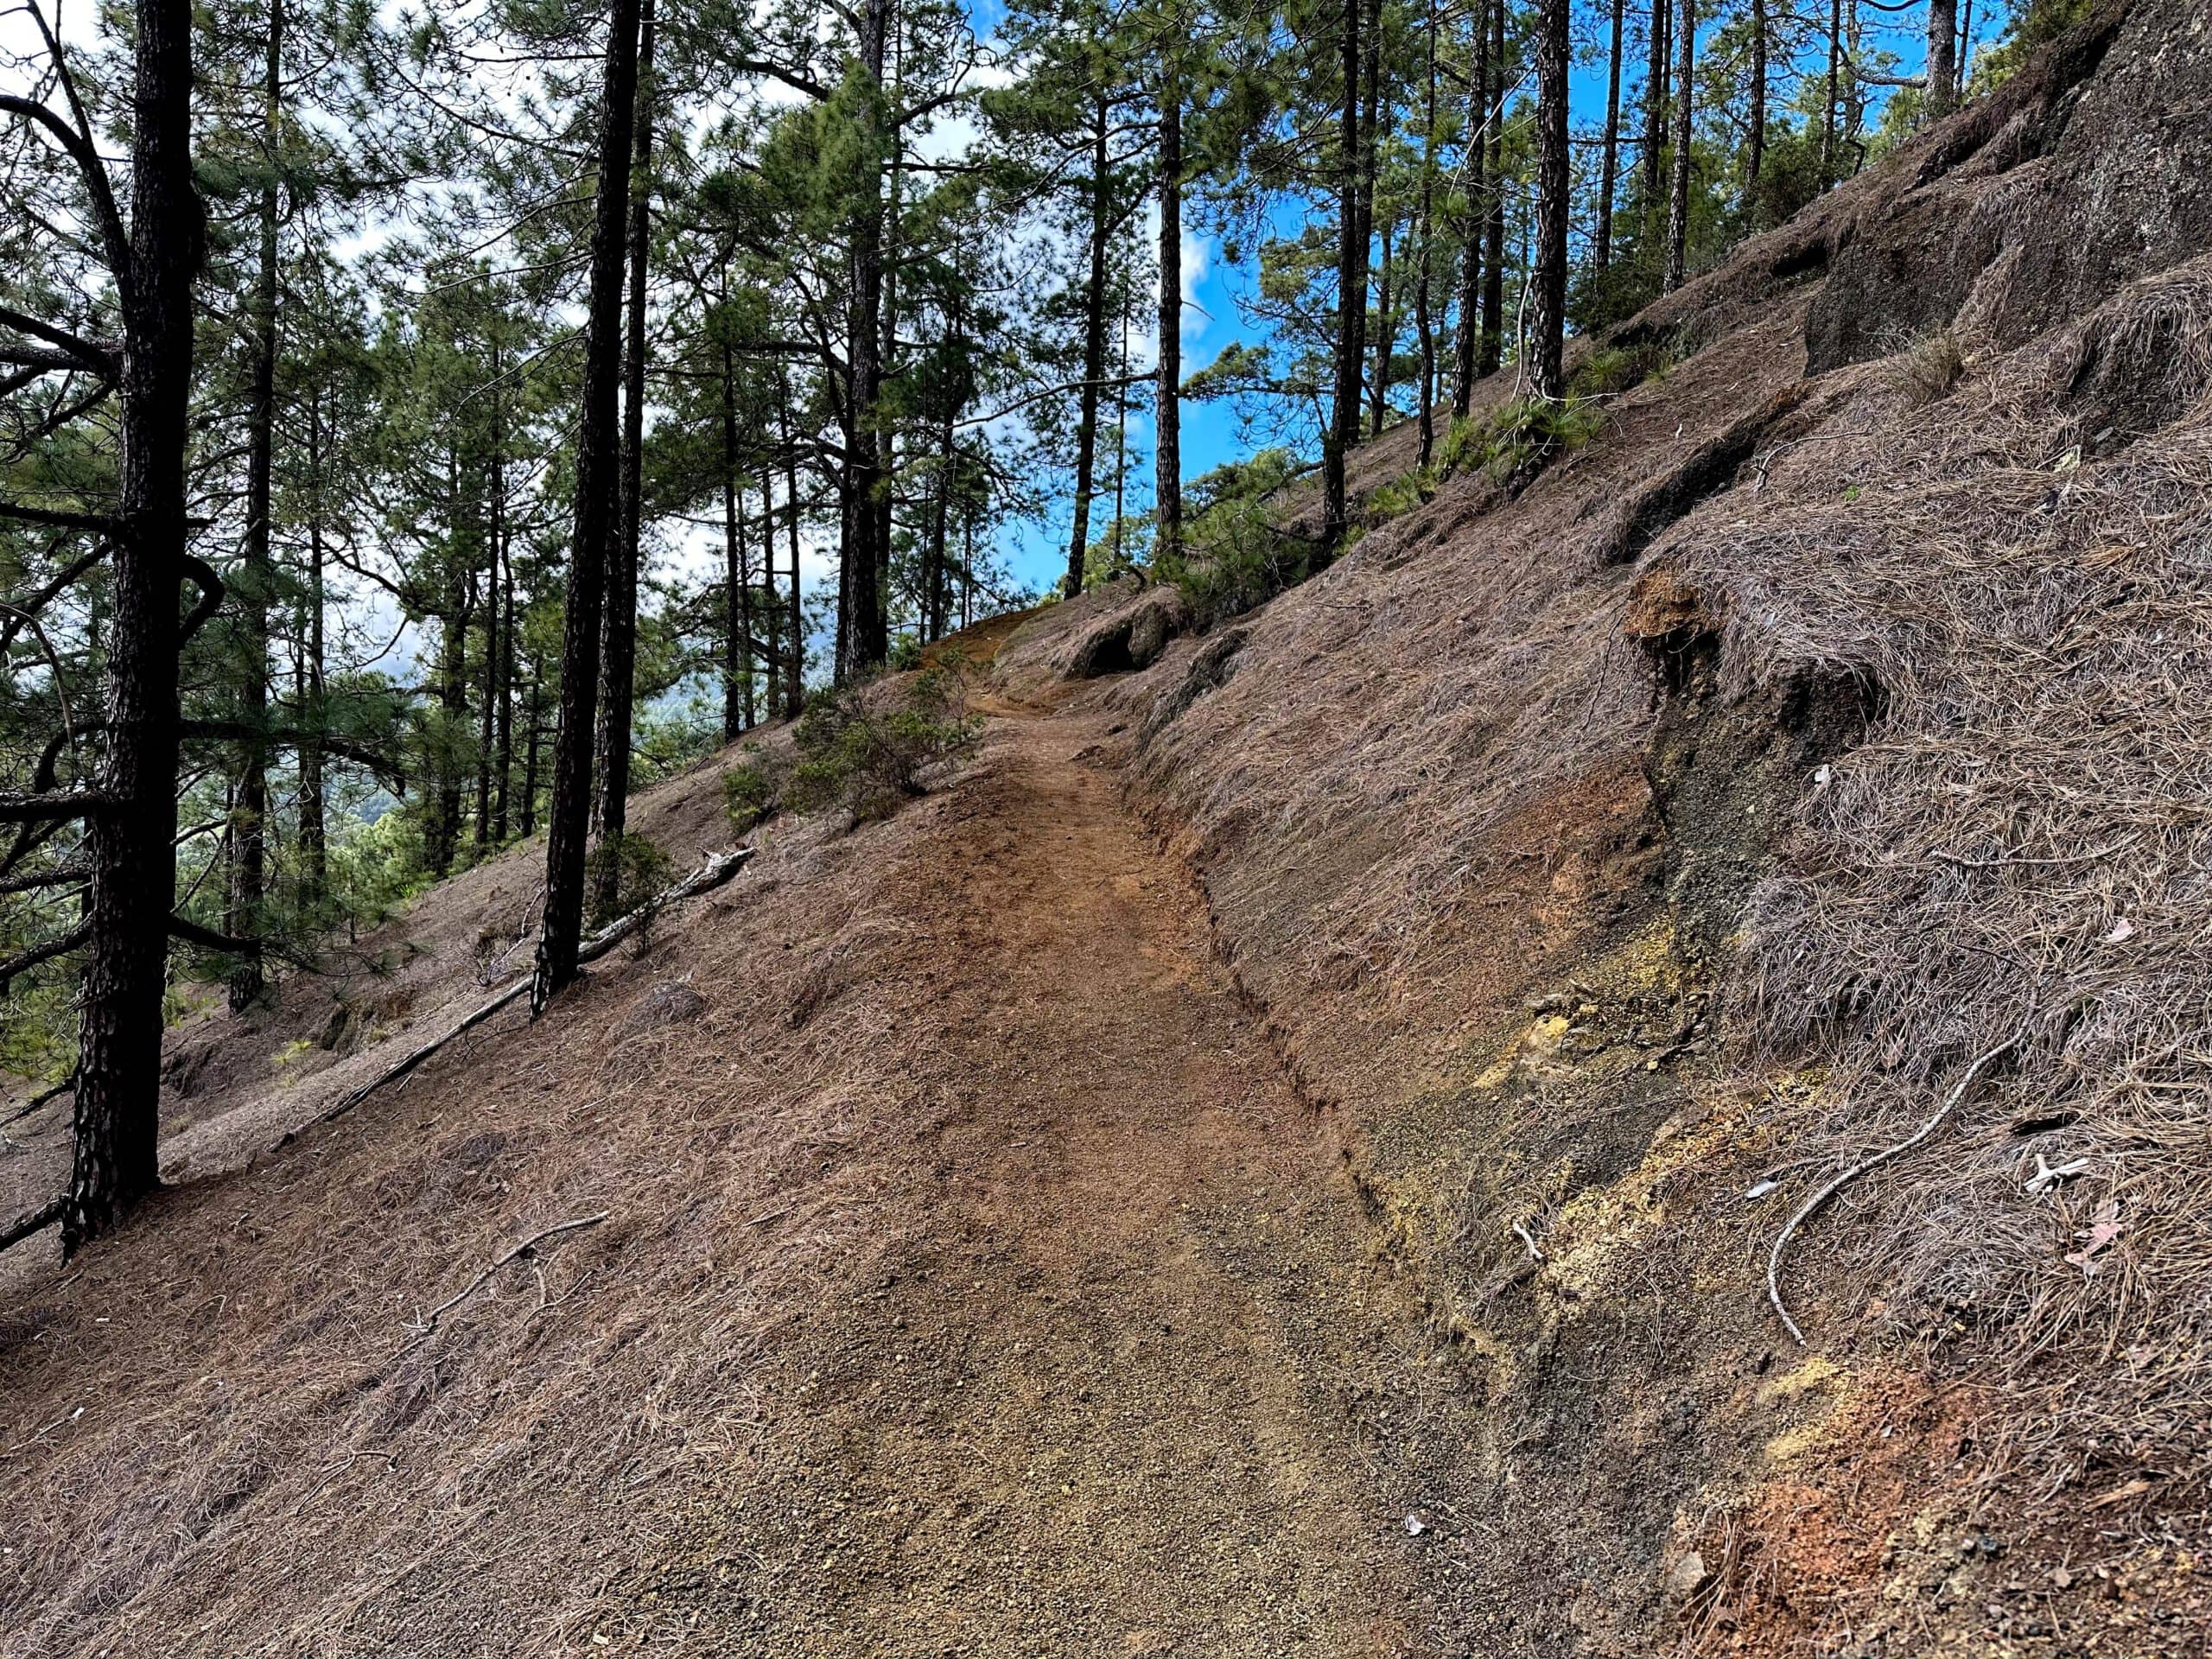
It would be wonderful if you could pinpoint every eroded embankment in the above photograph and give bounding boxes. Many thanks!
[994,5,2212,1649]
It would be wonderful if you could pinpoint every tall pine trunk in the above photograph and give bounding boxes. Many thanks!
[1480,0,1505,378]
[1529,0,1569,402]
[779,376,804,715]
[1745,0,1766,200]
[1642,0,1669,222]
[1664,0,1694,292]
[1452,0,1490,414]
[1065,91,1112,598]
[591,0,656,923]
[67,0,202,1252]
[1154,60,1183,568]
[721,339,747,741]
[1926,0,1959,120]
[1323,0,1367,547]
[298,388,327,903]
[1414,0,1438,468]
[1596,0,1624,273]
[1821,0,1842,184]
[842,0,892,673]
[228,0,282,1012]
[533,0,643,1008]
[1369,217,1393,436]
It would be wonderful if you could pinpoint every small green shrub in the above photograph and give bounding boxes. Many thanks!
[586,831,676,929]
[1440,395,1611,486]
[1364,472,1433,523]
[785,676,982,823]
[887,634,925,671]
[721,758,778,831]
[1569,335,1680,401]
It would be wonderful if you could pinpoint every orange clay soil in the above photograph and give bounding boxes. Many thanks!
[0,688,1491,1657]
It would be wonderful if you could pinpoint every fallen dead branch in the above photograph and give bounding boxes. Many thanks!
[0,1196,62,1253]
[1767,1033,2021,1344]
[404,1211,610,1343]
[291,847,753,1141]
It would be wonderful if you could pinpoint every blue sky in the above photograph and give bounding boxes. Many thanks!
[982,0,2007,594]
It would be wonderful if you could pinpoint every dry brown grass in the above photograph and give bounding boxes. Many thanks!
[1680,257,2212,1495]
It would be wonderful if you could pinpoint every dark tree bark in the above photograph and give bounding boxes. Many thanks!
[476,349,506,852]
[1596,0,1624,273]
[533,0,643,1008]
[1452,0,1490,414]
[1414,0,1438,467]
[721,338,747,742]
[1643,0,1670,219]
[298,386,326,901]
[227,0,282,1012]
[591,0,656,923]
[1746,0,1767,200]
[1821,0,1843,184]
[1479,0,1505,378]
[1154,58,1183,567]
[493,514,515,841]
[1369,216,1394,437]
[1323,0,1369,547]
[1664,0,1695,292]
[1926,0,1959,120]
[1065,91,1113,598]
[779,374,804,716]
[1529,0,1569,402]
[428,445,471,880]
[520,675,542,838]
[842,0,892,673]
[67,0,205,1252]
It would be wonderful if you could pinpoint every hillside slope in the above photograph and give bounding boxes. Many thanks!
[4,3,2212,1654]
[1002,0,2212,1648]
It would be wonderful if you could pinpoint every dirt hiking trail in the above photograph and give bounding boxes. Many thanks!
[620,694,1467,1654]
[0,685,1484,1658]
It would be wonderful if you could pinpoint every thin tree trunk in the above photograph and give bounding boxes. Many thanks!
[1596,0,1624,273]
[67,0,201,1252]
[1664,0,1694,292]
[1745,0,1766,200]
[1414,0,1438,467]
[493,523,515,840]
[1452,0,1490,414]
[1643,0,1670,218]
[1325,0,1368,547]
[1480,0,1505,378]
[1154,57,1183,568]
[1529,0,1569,402]
[299,386,326,902]
[228,0,282,1012]
[590,0,656,923]
[779,374,804,715]
[843,0,892,672]
[1369,216,1394,436]
[533,0,644,1007]
[473,364,503,857]
[721,338,746,741]
[1925,0,1958,121]
[1065,90,1112,598]
[521,677,542,838]
[488,350,512,843]
[1821,0,1842,184]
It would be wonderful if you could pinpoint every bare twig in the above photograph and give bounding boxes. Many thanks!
[404,1213,610,1343]
[1767,1034,2022,1344]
